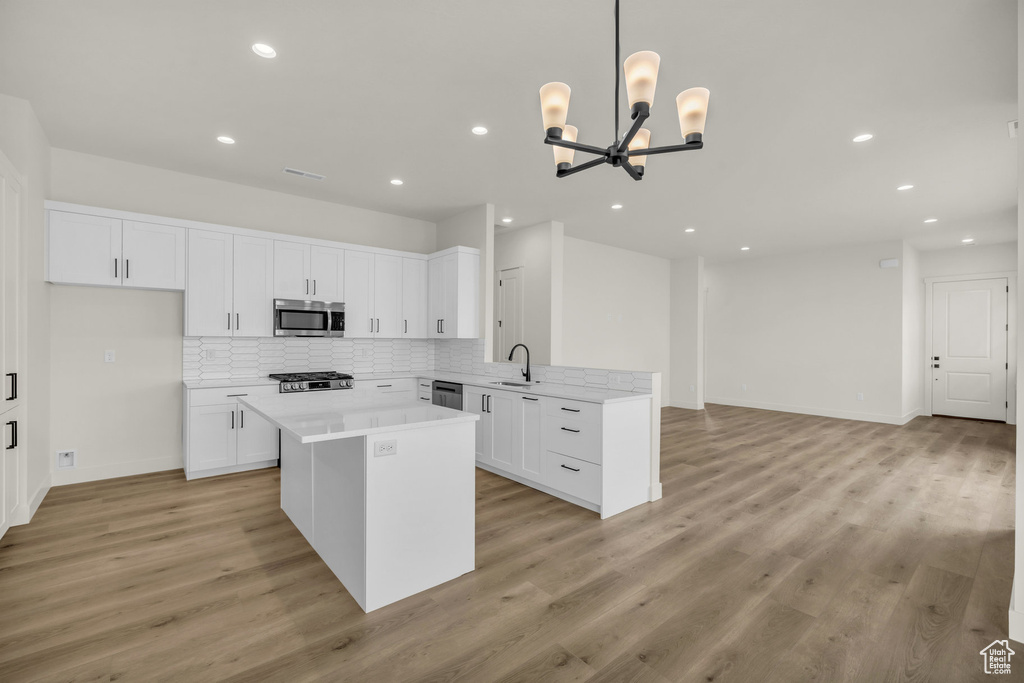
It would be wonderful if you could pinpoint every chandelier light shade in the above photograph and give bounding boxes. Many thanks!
[539,82,572,135]
[676,87,711,143]
[623,51,660,109]
[553,125,578,170]
[538,0,710,181]
[627,128,650,169]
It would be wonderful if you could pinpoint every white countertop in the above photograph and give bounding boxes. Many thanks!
[186,371,651,404]
[237,392,478,444]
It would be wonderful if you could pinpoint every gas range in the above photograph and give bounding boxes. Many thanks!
[269,371,354,393]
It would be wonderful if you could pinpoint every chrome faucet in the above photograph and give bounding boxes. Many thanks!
[508,344,531,382]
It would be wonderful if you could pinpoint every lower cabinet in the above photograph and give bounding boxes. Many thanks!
[0,404,22,540]
[351,378,417,401]
[184,384,280,479]
[464,387,652,519]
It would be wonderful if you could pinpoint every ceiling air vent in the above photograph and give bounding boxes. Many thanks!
[283,167,326,181]
[1008,120,1018,138]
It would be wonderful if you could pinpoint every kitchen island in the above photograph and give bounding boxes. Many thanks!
[238,392,479,612]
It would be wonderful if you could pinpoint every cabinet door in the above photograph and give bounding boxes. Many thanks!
[489,391,516,471]
[402,258,428,338]
[236,406,279,464]
[186,230,233,337]
[464,386,490,463]
[372,254,403,338]
[344,251,374,338]
[516,396,544,481]
[310,245,345,302]
[188,404,237,472]
[273,241,311,300]
[441,252,460,337]
[1,170,21,410]
[48,211,122,286]
[233,236,275,337]
[0,406,20,539]
[121,221,186,290]
[427,256,445,338]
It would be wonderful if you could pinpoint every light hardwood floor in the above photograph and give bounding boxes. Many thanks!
[0,405,1016,682]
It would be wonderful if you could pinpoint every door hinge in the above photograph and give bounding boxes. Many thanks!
[499,280,502,286]
[1007,401,1009,408]
[1007,285,1009,292]
[498,320,502,327]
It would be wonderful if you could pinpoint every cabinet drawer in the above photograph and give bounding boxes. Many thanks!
[189,384,279,407]
[545,415,601,465]
[352,378,418,393]
[544,397,601,424]
[544,452,601,505]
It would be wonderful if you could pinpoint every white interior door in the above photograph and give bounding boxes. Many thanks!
[931,278,1008,421]
[497,267,524,361]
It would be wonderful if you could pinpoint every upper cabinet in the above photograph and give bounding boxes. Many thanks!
[48,211,185,290]
[344,251,406,338]
[185,230,274,338]
[428,248,479,339]
[274,241,346,302]
[401,257,428,338]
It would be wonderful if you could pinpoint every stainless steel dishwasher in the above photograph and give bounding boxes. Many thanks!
[431,380,463,410]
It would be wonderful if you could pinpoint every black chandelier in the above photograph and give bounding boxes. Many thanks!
[538,0,710,181]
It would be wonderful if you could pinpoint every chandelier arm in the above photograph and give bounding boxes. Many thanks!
[616,108,650,153]
[556,156,609,178]
[614,0,620,143]
[630,140,704,156]
[544,137,611,156]
[620,160,642,181]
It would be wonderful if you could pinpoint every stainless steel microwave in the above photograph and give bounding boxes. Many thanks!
[273,299,345,337]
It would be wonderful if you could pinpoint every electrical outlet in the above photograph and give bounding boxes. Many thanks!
[857,393,864,401]
[374,440,397,457]
[56,450,77,470]
[104,350,115,363]
[689,384,695,393]
[741,383,748,391]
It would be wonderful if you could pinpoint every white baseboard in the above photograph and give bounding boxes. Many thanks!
[28,473,50,520]
[705,396,907,425]
[52,456,184,486]
[649,482,663,501]
[667,400,703,410]
[899,409,922,426]
[1010,584,1024,643]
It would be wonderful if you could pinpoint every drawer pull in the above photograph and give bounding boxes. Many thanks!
[419,397,430,401]
[560,427,581,433]
[226,394,248,397]
[560,464,580,472]
[560,407,581,413]
[377,384,393,388]
[522,396,539,401]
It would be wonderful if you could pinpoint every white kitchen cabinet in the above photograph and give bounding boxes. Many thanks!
[310,245,345,302]
[184,384,281,479]
[2,167,21,415]
[185,230,233,336]
[121,221,186,290]
[48,211,121,286]
[517,395,544,480]
[0,405,21,540]
[233,236,275,337]
[488,391,517,472]
[428,247,479,338]
[274,240,311,299]
[351,378,417,401]
[48,211,185,290]
[402,258,428,338]
[344,250,374,338]
[417,379,433,403]
[373,254,403,338]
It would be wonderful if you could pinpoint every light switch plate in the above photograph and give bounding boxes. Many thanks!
[104,350,115,363]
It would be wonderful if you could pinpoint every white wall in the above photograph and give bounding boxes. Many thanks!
[493,222,564,366]
[46,149,440,484]
[919,242,1016,278]
[705,241,906,423]
[1011,0,1024,642]
[561,237,671,405]
[0,94,51,512]
[901,244,923,419]
[669,256,704,409]
[436,205,494,360]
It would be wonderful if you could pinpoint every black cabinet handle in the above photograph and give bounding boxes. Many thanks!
[313,280,316,295]
[522,396,539,401]
[560,407,580,413]
[377,384,392,388]
[376,319,380,333]
[240,410,244,428]
[227,313,231,330]
[404,320,408,334]
[236,313,240,330]
[561,427,580,433]
[6,420,16,449]
[560,463,580,472]
[226,394,248,397]
[420,396,430,401]
[230,411,235,430]
[114,258,118,279]
[125,259,129,279]
[6,372,16,401]
[486,395,492,413]
[306,279,309,295]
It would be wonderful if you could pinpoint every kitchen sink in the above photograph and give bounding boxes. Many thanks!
[491,381,534,387]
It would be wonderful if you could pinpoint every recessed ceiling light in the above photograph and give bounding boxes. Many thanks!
[962,238,974,244]
[852,133,873,143]
[740,246,750,251]
[472,126,488,135]
[216,136,235,144]
[897,184,914,191]
[251,43,277,58]
[611,204,623,210]
[923,218,938,224]
[390,178,404,186]
[684,228,695,233]
[502,217,513,223]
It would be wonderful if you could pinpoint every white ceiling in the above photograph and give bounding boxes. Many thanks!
[0,0,1016,262]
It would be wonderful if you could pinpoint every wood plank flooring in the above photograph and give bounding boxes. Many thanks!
[0,404,1016,682]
